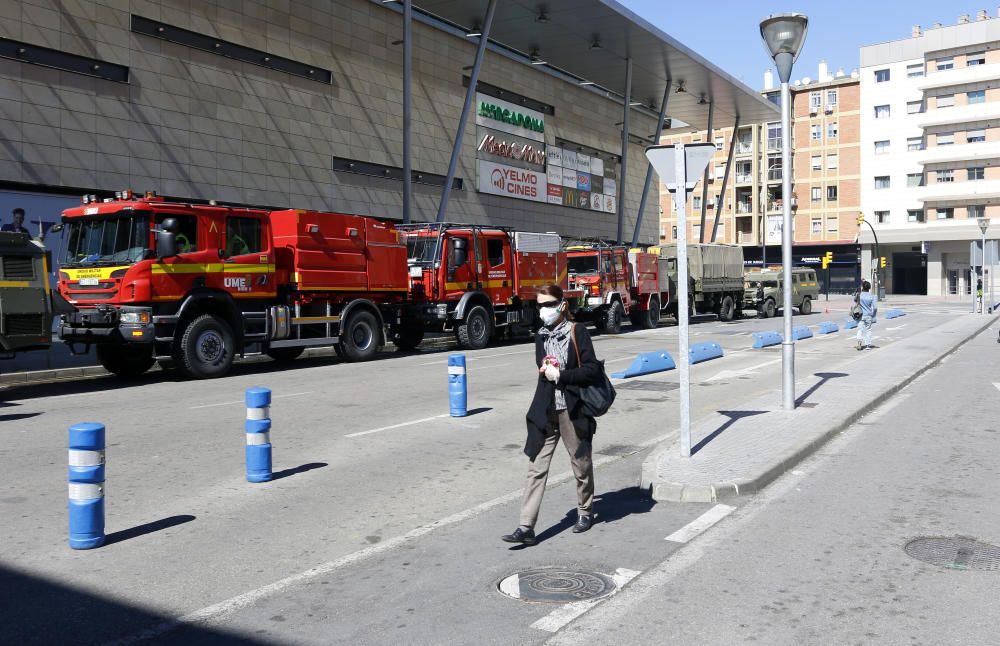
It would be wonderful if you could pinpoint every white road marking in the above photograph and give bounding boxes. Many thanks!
[993,382,1000,393]
[107,431,676,645]
[705,359,781,382]
[664,504,736,543]
[344,414,450,438]
[530,568,641,633]
[188,392,312,410]
[886,325,906,331]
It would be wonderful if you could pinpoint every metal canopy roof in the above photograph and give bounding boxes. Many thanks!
[395,0,778,128]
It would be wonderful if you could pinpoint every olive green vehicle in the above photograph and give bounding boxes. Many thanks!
[0,231,73,357]
[743,268,820,318]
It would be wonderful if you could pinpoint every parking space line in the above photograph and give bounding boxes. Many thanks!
[530,568,640,633]
[345,414,450,438]
[189,392,312,410]
[664,504,735,543]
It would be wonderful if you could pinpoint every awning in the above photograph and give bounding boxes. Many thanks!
[380,0,778,128]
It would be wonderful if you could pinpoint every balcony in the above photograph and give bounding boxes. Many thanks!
[736,142,753,155]
[918,140,1000,165]
[735,201,754,214]
[918,101,1000,128]
[916,179,1000,202]
[766,168,783,182]
[766,200,783,213]
[918,63,1000,90]
[735,173,753,185]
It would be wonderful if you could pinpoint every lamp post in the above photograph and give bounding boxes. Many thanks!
[979,217,989,314]
[761,13,808,411]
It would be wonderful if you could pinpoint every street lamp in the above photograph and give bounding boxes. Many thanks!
[761,13,808,411]
[979,217,989,314]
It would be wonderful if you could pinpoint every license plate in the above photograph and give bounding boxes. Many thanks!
[79,277,99,286]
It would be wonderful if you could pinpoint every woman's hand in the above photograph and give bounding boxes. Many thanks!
[543,364,560,382]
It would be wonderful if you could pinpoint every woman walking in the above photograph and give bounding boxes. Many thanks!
[502,284,602,546]
[855,280,878,350]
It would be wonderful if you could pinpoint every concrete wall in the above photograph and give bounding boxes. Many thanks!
[0,0,658,242]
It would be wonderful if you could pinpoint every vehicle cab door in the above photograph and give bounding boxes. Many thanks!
[151,211,208,298]
[220,214,276,299]
[443,231,476,300]
[482,232,513,306]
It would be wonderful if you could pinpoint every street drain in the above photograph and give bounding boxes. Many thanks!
[615,381,679,392]
[498,568,617,603]
[904,536,1000,571]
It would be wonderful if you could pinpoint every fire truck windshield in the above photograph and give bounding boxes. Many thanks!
[405,235,440,266]
[61,212,151,267]
[568,255,599,275]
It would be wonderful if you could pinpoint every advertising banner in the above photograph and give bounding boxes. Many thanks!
[603,195,616,214]
[576,172,591,192]
[591,157,604,177]
[563,187,578,207]
[475,93,546,143]
[604,178,617,197]
[591,175,604,195]
[577,154,591,174]
[477,159,545,202]
[476,126,546,170]
[546,183,563,205]
[546,166,563,186]
[547,146,563,168]
[562,150,578,171]
[561,169,577,188]
[590,193,603,211]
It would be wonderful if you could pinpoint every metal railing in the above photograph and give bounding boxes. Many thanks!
[767,168,783,182]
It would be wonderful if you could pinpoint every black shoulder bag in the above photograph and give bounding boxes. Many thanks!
[570,324,616,417]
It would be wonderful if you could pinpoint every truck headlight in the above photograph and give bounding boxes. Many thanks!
[120,311,151,324]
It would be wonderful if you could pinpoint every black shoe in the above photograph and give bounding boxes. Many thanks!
[572,515,593,533]
[501,527,537,545]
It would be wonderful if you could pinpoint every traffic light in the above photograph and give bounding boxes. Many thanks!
[857,213,865,225]
[821,251,833,269]
[880,256,887,268]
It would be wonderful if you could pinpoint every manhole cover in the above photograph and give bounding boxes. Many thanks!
[615,381,679,392]
[498,568,617,603]
[904,536,1000,571]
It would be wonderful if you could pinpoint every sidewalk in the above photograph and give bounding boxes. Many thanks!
[640,312,995,502]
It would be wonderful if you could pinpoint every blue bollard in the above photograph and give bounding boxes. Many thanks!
[792,326,813,340]
[610,350,675,379]
[752,330,783,349]
[448,354,468,417]
[844,318,859,330]
[68,422,106,550]
[245,387,272,483]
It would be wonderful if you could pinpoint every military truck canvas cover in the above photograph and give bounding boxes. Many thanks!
[655,243,744,291]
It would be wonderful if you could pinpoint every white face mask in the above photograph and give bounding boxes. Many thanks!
[539,303,563,326]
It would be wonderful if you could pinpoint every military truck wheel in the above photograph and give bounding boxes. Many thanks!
[800,297,812,315]
[340,310,380,362]
[97,345,155,378]
[604,301,624,334]
[266,347,304,362]
[763,298,776,319]
[718,295,736,322]
[176,314,235,379]
[457,305,492,350]
[392,325,424,351]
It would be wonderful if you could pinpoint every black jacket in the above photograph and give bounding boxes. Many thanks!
[524,323,602,460]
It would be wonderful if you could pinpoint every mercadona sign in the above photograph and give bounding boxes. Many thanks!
[474,93,546,143]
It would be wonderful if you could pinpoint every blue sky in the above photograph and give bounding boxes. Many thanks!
[619,1,985,89]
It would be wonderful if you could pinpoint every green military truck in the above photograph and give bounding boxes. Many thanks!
[743,267,820,318]
[654,243,746,321]
[0,231,71,357]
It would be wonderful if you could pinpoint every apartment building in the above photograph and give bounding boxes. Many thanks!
[860,11,1000,296]
[660,62,861,293]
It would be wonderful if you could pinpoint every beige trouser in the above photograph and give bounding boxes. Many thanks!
[518,410,595,529]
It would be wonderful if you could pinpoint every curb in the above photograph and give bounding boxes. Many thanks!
[643,315,996,503]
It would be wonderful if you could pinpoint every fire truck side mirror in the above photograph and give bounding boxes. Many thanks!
[155,217,179,259]
[451,238,469,268]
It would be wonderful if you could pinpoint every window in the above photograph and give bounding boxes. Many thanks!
[937,94,954,108]
[811,155,822,170]
[968,167,985,181]
[937,132,954,146]
[907,136,924,151]
[827,154,838,170]
[671,226,677,239]
[967,51,986,66]
[968,90,986,104]
[875,176,890,189]
[826,89,838,106]
[827,185,838,201]
[714,136,724,151]
[810,91,821,109]
[810,124,821,140]
[875,104,891,119]
[875,140,890,154]
[692,196,701,210]
[827,217,838,232]
[907,100,923,114]
[936,208,954,219]
[811,218,821,233]
[968,128,986,143]
[811,187,822,202]
[487,238,505,266]
[875,211,889,224]
[936,56,953,71]
[225,217,263,256]
[936,169,954,183]
[907,209,924,223]
[906,63,924,78]
[155,213,199,253]
[907,172,924,187]
[875,68,890,82]
[969,205,986,218]
[827,122,838,139]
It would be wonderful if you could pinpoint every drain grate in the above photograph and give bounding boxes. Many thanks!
[498,568,617,603]
[904,536,1000,571]
[614,381,679,392]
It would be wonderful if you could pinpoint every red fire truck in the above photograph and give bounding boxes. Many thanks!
[395,224,576,350]
[57,193,408,378]
[565,243,669,332]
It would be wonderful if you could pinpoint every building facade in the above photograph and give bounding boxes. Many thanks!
[660,62,861,293]
[860,12,1000,296]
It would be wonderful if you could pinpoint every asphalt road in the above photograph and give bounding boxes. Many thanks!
[0,297,975,644]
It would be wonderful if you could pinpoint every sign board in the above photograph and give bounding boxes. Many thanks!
[645,143,715,192]
[766,215,783,244]
[475,93,545,142]
[476,127,546,169]
[477,159,545,202]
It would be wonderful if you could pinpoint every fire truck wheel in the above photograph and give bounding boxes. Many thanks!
[96,345,155,378]
[177,314,235,379]
[604,301,624,334]
[266,347,304,362]
[719,295,736,322]
[392,325,424,351]
[763,298,776,319]
[340,310,379,362]
[642,296,661,329]
[457,305,492,350]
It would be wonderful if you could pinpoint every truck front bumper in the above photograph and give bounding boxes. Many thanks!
[60,306,154,344]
